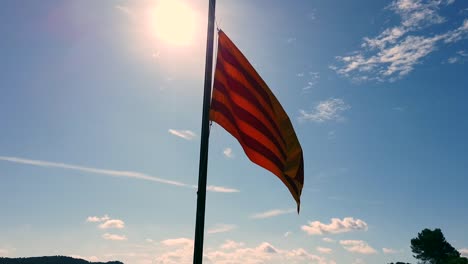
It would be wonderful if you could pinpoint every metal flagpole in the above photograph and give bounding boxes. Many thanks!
[193,0,216,263]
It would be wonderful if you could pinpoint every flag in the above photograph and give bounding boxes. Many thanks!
[209,30,304,211]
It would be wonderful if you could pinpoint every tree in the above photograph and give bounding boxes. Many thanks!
[410,228,460,264]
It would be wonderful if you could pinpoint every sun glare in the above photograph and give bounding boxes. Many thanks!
[152,0,197,46]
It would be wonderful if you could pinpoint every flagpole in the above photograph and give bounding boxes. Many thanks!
[193,0,216,263]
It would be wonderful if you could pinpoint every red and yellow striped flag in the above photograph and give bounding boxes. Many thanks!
[210,30,304,211]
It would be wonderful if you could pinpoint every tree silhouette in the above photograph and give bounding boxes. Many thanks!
[410,228,461,264]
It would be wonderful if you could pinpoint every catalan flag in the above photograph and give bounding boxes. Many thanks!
[210,30,304,211]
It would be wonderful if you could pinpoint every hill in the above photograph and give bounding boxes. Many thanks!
[0,256,123,264]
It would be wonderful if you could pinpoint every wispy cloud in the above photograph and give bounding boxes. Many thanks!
[331,0,467,82]
[301,217,368,235]
[220,240,245,250]
[250,209,295,219]
[0,156,238,193]
[299,98,350,122]
[207,224,237,234]
[161,238,194,247]
[316,247,333,254]
[382,247,401,254]
[86,215,110,223]
[459,248,468,257]
[322,237,336,243]
[168,129,197,140]
[99,219,125,229]
[102,233,127,241]
[284,231,292,237]
[302,72,320,91]
[223,147,234,158]
[206,185,239,193]
[340,240,377,254]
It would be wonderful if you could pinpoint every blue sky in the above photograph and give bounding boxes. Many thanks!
[1,0,467,263]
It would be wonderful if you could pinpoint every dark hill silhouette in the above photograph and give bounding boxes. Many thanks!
[0,256,123,264]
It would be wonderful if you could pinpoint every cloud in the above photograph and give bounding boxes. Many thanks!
[223,147,234,158]
[168,129,197,140]
[207,224,237,234]
[0,248,9,257]
[284,231,292,237]
[302,72,320,91]
[287,37,297,43]
[161,238,194,247]
[322,237,336,243]
[155,238,337,264]
[0,156,237,193]
[99,219,125,229]
[316,247,333,254]
[250,208,295,219]
[340,240,377,254]
[206,185,240,193]
[299,98,350,122]
[301,217,368,235]
[382,248,400,254]
[102,233,127,241]
[459,248,468,257]
[332,0,468,82]
[220,240,245,250]
[86,215,110,223]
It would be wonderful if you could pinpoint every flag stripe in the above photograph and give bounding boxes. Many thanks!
[210,109,284,179]
[216,58,282,141]
[218,46,275,111]
[215,64,287,147]
[213,78,288,159]
[211,99,286,171]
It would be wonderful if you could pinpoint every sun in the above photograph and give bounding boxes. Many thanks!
[151,0,197,46]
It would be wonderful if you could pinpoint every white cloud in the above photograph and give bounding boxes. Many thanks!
[0,156,237,193]
[206,185,240,193]
[447,57,459,64]
[223,147,234,158]
[352,258,366,264]
[99,219,125,229]
[302,72,320,91]
[316,247,333,254]
[287,37,297,43]
[299,98,350,122]
[459,248,468,257]
[284,231,292,237]
[301,217,368,235]
[155,238,337,264]
[168,129,197,140]
[250,209,295,219]
[340,240,377,254]
[382,248,400,254]
[220,240,245,250]
[332,0,467,82]
[102,233,127,241]
[207,224,237,234]
[322,237,336,243]
[161,238,194,247]
[0,248,9,257]
[86,215,110,223]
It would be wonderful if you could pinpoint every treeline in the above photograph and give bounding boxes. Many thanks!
[0,256,123,264]
[389,228,468,264]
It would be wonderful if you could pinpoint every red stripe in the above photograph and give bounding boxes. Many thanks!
[215,64,287,147]
[211,99,286,172]
[214,79,288,160]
